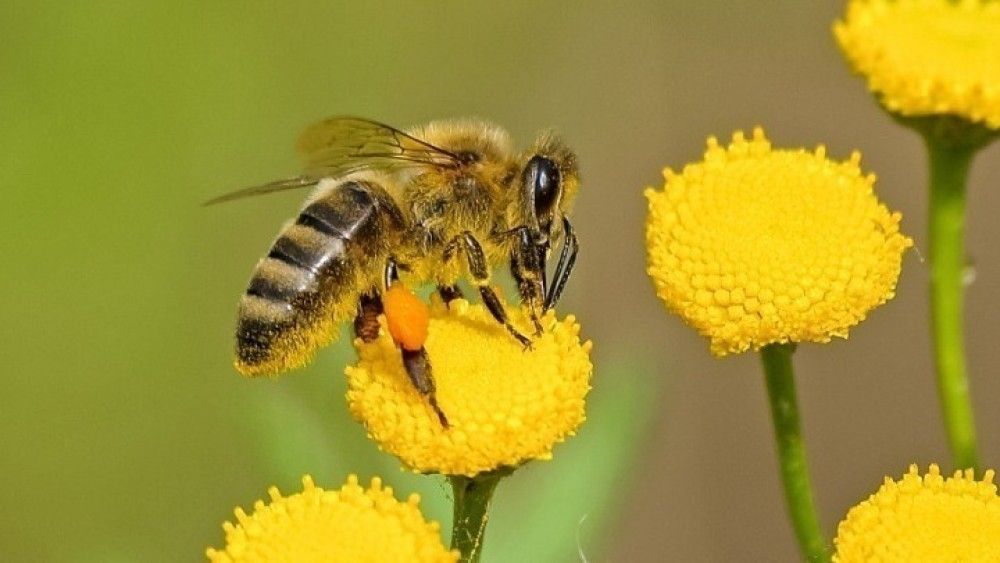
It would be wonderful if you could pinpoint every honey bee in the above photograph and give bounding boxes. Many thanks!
[209,117,580,425]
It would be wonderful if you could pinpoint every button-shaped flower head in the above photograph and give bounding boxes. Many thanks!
[835,0,1000,129]
[645,128,912,355]
[206,475,458,563]
[346,298,592,477]
[835,464,1000,562]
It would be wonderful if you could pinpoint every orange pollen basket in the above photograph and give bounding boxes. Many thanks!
[383,285,430,351]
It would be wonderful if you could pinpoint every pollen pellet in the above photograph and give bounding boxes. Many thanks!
[383,285,429,351]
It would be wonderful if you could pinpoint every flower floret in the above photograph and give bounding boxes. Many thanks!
[834,464,1000,562]
[346,298,592,476]
[835,0,1000,129]
[645,128,911,355]
[207,475,458,562]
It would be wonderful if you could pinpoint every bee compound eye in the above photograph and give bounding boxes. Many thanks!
[528,155,560,216]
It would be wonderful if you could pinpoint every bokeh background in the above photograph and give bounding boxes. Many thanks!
[4,1,999,561]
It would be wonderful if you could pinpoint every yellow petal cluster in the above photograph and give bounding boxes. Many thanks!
[835,0,1000,129]
[206,475,458,563]
[346,298,592,477]
[835,464,1000,562]
[644,128,911,356]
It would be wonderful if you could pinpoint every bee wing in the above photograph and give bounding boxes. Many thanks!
[204,117,459,206]
[296,116,459,175]
[203,176,320,205]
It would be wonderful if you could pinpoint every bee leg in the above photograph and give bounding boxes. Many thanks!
[354,291,384,343]
[451,232,532,348]
[437,284,464,306]
[479,287,532,348]
[382,261,448,427]
[401,348,449,428]
[544,217,578,310]
[383,258,400,290]
[510,227,546,336]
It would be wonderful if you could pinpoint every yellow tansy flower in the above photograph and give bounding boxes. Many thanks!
[206,475,458,563]
[346,298,592,477]
[835,0,1000,129]
[835,464,1000,562]
[645,128,911,355]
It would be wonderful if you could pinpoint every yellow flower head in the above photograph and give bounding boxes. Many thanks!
[644,128,911,356]
[835,0,1000,129]
[834,464,1000,562]
[346,298,592,477]
[206,475,458,563]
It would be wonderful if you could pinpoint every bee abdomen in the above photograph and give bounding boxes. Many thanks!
[235,181,400,375]
[296,184,377,240]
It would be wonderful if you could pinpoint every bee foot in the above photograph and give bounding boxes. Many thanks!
[513,331,534,351]
[437,285,464,309]
[532,319,544,337]
[428,396,450,428]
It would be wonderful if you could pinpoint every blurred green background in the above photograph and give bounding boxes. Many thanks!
[3,2,999,561]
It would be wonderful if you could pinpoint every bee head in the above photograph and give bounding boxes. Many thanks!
[520,134,579,244]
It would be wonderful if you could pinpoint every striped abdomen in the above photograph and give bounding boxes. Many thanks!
[235,181,402,375]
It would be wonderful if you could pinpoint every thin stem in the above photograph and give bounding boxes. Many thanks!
[760,343,830,562]
[925,138,979,471]
[450,472,505,563]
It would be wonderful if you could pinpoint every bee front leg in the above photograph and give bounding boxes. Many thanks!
[450,231,532,348]
[544,217,578,310]
[509,227,546,336]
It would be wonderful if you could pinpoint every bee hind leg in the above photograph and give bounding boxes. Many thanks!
[357,289,448,427]
[382,260,449,427]
[401,348,449,428]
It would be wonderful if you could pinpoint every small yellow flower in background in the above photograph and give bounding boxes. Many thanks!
[346,298,592,477]
[645,128,912,355]
[835,0,1000,129]
[834,464,1000,562]
[206,475,458,563]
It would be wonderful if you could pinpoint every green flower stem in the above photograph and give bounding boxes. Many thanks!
[760,343,830,563]
[926,137,979,471]
[450,472,505,563]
